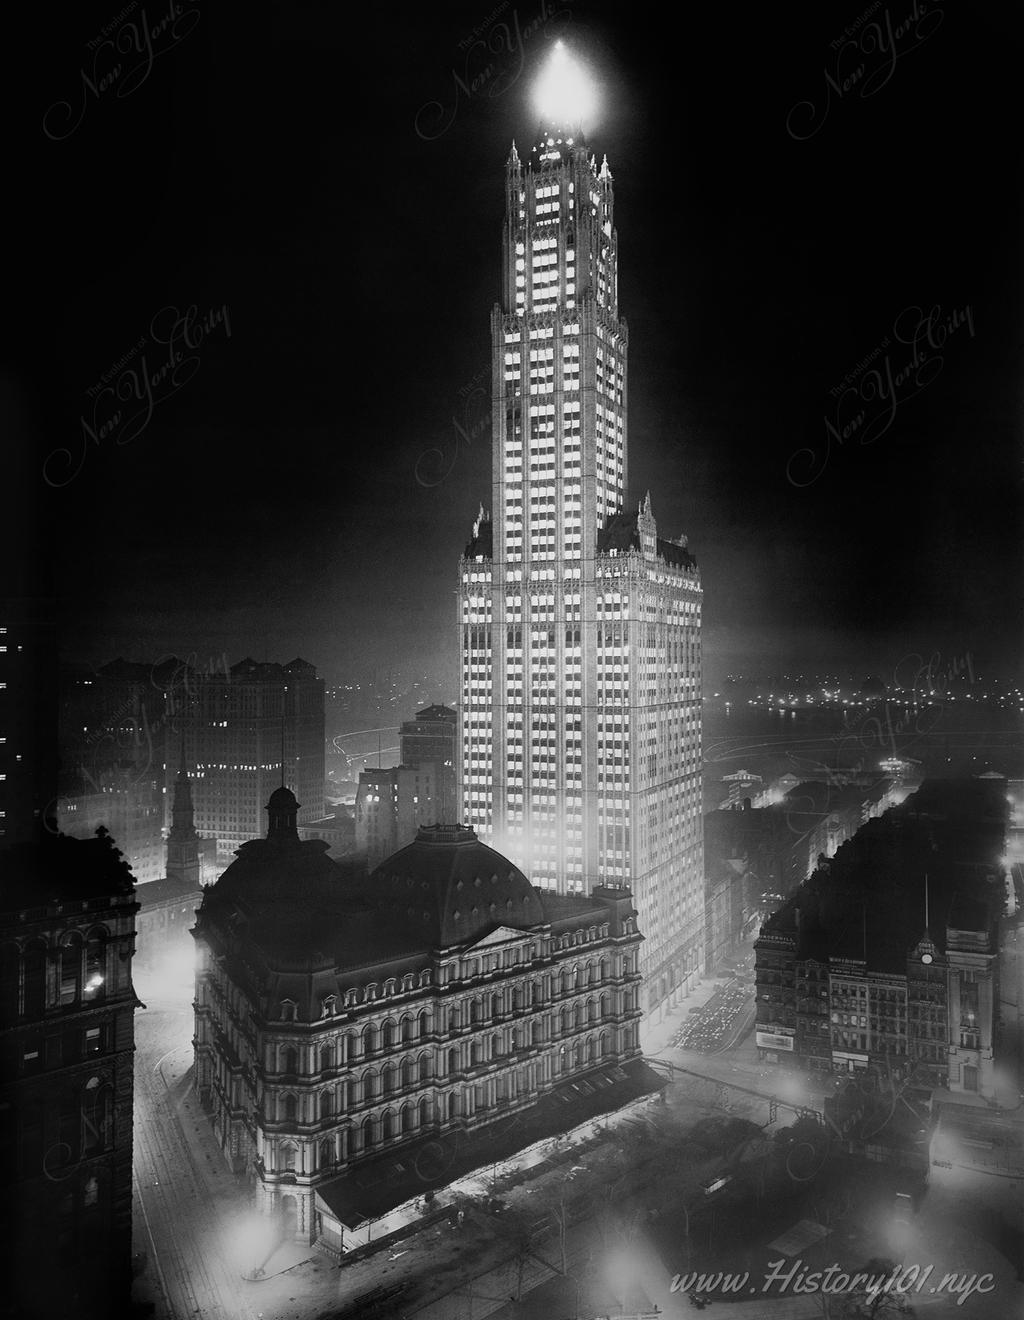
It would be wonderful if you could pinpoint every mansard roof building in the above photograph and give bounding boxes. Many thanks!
[192,790,649,1253]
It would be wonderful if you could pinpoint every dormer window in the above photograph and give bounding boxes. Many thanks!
[280,999,297,1022]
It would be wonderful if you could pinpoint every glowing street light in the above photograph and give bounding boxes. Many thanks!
[532,41,598,131]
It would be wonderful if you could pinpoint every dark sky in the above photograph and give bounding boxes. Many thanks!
[8,1,1024,690]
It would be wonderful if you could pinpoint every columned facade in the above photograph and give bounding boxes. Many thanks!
[192,814,644,1247]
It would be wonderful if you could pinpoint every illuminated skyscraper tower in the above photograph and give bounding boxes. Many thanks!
[458,46,705,1014]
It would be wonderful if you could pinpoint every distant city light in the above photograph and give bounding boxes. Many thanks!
[533,41,598,130]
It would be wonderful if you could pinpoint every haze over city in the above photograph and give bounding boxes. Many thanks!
[4,5,1024,1320]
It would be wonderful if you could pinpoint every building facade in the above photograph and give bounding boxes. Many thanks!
[193,797,644,1250]
[754,780,1004,1096]
[354,762,443,869]
[0,827,138,1319]
[458,119,704,1014]
[177,657,325,870]
[399,704,457,823]
[57,658,171,884]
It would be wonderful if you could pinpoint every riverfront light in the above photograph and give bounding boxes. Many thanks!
[533,41,597,129]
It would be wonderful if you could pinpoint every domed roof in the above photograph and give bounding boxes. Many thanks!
[368,824,542,948]
[267,785,298,809]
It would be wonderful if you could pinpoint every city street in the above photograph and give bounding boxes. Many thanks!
[132,979,264,1320]
[128,958,1024,1320]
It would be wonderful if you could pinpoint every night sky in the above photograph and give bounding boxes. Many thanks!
[9,1,1024,689]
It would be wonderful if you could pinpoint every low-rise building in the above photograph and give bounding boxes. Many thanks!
[754,779,1004,1094]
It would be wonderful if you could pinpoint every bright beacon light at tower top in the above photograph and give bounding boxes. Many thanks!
[532,40,597,131]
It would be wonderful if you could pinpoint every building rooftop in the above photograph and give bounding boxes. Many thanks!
[757,779,1005,970]
[1,825,136,913]
[596,511,698,571]
[136,874,204,909]
[367,824,544,948]
[408,705,456,723]
[195,820,637,1005]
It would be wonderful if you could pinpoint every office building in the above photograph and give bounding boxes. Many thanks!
[399,704,457,823]
[355,762,443,869]
[177,657,325,870]
[458,107,704,1014]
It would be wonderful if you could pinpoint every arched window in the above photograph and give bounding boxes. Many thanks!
[402,1057,415,1088]
[319,1138,332,1170]
[418,1094,431,1128]
[447,1047,460,1075]
[401,1016,414,1043]
[491,1033,502,1058]
[383,1109,398,1140]
[470,999,481,1024]
[361,1115,374,1151]
[84,929,107,1000]
[363,1069,378,1101]
[447,1092,460,1120]
[418,1054,430,1084]
[321,995,337,1018]
[471,1041,483,1065]
[347,1078,360,1108]
[283,1093,297,1122]
[281,1046,297,1076]
[281,1142,297,1172]
[382,1020,397,1049]
[280,1000,297,1022]
[490,992,501,1018]
[531,1020,542,1046]
[418,1008,431,1037]
[319,1090,332,1120]
[362,1024,376,1056]
[319,1043,334,1072]
[59,935,83,1006]
[401,1104,414,1134]
[383,1063,398,1094]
